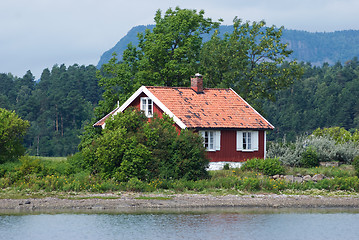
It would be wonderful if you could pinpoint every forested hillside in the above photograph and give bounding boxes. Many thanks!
[97,25,359,68]
[263,57,359,141]
[0,64,102,156]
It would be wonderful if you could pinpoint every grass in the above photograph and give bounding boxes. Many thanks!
[29,156,67,162]
[1,156,359,198]
[285,164,356,178]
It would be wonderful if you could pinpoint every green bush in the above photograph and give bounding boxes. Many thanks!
[353,156,359,177]
[262,158,285,176]
[267,134,359,166]
[17,155,43,175]
[81,108,208,182]
[242,158,284,176]
[223,163,230,170]
[241,158,264,172]
[300,147,319,168]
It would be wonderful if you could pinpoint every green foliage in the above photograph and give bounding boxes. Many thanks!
[17,155,43,176]
[0,65,101,157]
[80,109,209,181]
[1,157,359,194]
[0,108,30,163]
[287,165,355,178]
[268,134,359,166]
[264,59,359,142]
[353,156,359,177]
[95,7,221,118]
[300,147,319,168]
[241,158,285,176]
[98,26,359,74]
[223,163,230,170]
[200,18,302,105]
[312,127,354,144]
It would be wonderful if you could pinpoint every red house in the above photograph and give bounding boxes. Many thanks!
[94,74,274,170]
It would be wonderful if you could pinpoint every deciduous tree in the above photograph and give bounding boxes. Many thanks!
[0,108,30,163]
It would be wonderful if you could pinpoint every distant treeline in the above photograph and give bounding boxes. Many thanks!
[263,57,359,141]
[0,64,102,156]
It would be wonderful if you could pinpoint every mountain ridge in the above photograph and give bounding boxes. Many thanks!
[97,25,359,68]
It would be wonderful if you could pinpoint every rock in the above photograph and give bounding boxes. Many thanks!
[312,174,325,181]
[25,200,31,204]
[294,177,303,183]
[320,162,339,167]
[272,175,280,179]
[284,175,294,182]
[303,175,312,181]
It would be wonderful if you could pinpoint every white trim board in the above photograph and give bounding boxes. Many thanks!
[119,86,187,129]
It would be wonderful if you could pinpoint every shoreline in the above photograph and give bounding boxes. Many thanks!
[1,193,359,213]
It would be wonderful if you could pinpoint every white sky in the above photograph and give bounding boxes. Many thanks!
[1,0,358,79]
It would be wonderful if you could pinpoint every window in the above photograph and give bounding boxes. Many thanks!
[199,130,221,151]
[140,97,153,117]
[237,131,258,151]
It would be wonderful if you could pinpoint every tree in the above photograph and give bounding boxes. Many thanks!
[95,7,221,118]
[200,18,302,106]
[0,108,30,163]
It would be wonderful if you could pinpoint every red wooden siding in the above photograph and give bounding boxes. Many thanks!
[206,130,265,162]
[125,93,265,162]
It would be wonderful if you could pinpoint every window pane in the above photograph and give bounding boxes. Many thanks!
[248,132,251,149]
[243,132,247,149]
[204,132,209,148]
[148,99,152,115]
[141,99,146,111]
[209,132,214,150]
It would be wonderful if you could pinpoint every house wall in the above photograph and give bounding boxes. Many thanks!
[126,93,266,164]
[206,130,266,162]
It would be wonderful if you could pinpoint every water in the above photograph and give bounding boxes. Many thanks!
[1,208,359,240]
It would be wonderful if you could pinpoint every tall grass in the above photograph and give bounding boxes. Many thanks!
[1,156,359,196]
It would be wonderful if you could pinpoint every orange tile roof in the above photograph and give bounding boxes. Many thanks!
[147,86,274,129]
[93,86,274,130]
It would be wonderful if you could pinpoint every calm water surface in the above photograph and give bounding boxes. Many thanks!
[1,208,359,240]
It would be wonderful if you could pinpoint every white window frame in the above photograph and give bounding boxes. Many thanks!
[140,97,153,117]
[199,130,221,151]
[236,131,258,152]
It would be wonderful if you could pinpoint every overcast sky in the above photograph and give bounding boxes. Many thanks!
[1,0,358,79]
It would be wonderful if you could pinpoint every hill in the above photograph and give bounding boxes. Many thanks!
[97,25,359,67]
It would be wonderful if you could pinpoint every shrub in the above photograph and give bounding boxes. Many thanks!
[353,156,359,177]
[267,135,359,166]
[267,137,305,166]
[81,108,208,182]
[300,147,319,168]
[312,127,352,144]
[17,155,43,175]
[223,163,230,170]
[242,158,284,176]
[241,158,264,172]
[262,158,285,176]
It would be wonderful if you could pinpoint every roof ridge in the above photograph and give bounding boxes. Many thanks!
[146,86,230,91]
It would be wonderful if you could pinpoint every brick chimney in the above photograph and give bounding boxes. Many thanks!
[191,73,203,93]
